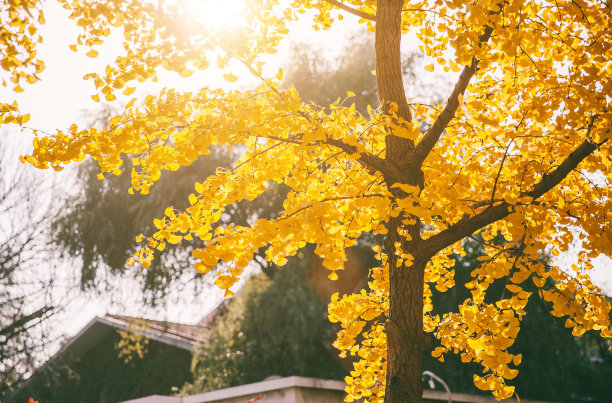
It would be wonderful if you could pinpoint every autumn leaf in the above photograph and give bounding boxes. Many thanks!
[223,73,238,82]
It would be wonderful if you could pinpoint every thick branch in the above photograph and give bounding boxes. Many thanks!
[325,137,400,179]
[421,139,603,260]
[414,25,494,164]
[324,0,376,21]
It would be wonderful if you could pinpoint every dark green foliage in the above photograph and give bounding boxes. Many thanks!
[12,333,192,403]
[422,236,612,402]
[183,259,346,394]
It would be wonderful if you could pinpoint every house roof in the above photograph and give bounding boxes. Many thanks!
[13,313,209,397]
[54,314,208,361]
[104,314,207,348]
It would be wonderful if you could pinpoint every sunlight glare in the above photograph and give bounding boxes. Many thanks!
[184,0,246,31]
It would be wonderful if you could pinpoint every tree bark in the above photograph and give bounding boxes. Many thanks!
[376,1,426,402]
[375,0,414,160]
[384,211,425,403]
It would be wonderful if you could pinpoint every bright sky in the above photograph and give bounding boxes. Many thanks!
[3,0,611,345]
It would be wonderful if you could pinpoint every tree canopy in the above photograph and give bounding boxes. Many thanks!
[3,0,612,401]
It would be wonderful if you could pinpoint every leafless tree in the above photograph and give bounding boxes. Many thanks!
[0,132,67,398]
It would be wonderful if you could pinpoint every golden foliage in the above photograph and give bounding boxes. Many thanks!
[5,0,612,400]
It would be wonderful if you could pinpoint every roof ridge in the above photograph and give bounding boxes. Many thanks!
[103,313,207,327]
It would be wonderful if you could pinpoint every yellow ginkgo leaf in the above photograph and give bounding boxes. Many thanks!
[179,68,194,78]
[223,73,238,82]
[193,58,210,69]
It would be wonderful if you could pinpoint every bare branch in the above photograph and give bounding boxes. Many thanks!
[251,131,394,179]
[280,193,386,221]
[323,0,376,21]
[490,139,513,206]
[0,306,53,340]
[324,137,400,179]
[414,26,494,164]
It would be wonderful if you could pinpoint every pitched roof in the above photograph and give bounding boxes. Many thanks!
[104,314,207,348]
[13,313,208,397]
[51,314,208,362]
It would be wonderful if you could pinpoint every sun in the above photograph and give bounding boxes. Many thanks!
[182,0,246,31]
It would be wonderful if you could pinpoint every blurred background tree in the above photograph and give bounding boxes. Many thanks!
[183,259,347,394]
[281,34,429,116]
[0,134,69,399]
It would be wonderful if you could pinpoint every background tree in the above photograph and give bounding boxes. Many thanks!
[0,134,65,399]
[7,1,612,402]
[281,35,432,116]
[183,258,347,394]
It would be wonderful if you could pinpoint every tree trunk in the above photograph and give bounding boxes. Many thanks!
[384,208,425,403]
[376,1,427,402]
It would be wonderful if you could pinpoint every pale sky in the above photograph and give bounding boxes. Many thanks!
[3,0,611,343]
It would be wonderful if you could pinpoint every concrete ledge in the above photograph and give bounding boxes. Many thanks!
[120,377,557,403]
[183,376,345,403]
[122,395,181,403]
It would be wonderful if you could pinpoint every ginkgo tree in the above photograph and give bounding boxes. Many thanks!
[3,0,612,401]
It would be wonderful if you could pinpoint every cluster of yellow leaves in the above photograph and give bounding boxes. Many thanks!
[1,101,30,126]
[115,319,150,363]
[329,248,389,402]
[14,0,612,400]
[25,83,393,297]
[0,0,45,91]
[56,0,354,102]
